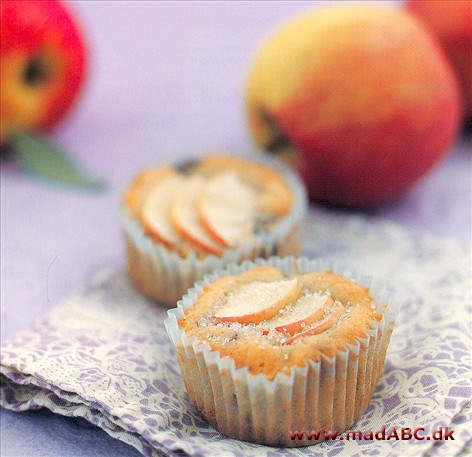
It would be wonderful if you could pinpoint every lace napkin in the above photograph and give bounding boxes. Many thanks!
[1,210,471,457]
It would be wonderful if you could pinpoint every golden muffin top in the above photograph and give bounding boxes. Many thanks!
[124,155,294,258]
[179,266,382,380]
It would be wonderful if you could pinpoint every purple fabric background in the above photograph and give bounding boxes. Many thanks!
[1,1,470,456]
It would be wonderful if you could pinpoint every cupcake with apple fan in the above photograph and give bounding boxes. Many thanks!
[165,257,399,446]
[122,154,307,306]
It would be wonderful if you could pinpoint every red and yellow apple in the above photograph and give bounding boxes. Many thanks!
[1,0,87,143]
[246,6,461,207]
[407,0,472,119]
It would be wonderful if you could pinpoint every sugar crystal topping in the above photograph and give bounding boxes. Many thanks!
[203,276,356,346]
[214,278,299,319]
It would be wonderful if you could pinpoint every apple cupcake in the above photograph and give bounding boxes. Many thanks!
[122,154,307,305]
[165,257,399,446]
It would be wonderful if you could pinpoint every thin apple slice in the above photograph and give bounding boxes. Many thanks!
[195,155,293,216]
[283,304,345,345]
[198,171,257,248]
[214,278,301,324]
[141,172,185,247]
[261,293,334,335]
[170,176,224,256]
[124,166,174,218]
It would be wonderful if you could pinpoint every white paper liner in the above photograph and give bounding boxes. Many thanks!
[164,256,400,447]
[121,154,307,306]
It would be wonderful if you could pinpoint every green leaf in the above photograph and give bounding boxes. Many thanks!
[9,131,106,191]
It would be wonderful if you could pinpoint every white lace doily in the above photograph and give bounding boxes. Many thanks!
[1,209,471,457]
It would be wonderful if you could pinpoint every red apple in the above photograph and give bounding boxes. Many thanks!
[407,0,472,120]
[1,0,87,143]
[246,6,461,208]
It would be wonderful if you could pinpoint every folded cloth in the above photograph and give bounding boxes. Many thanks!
[1,210,471,457]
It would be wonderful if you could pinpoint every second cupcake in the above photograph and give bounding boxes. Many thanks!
[122,154,307,305]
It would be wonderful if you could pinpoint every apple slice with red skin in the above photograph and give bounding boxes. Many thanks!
[170,176,224,256]
[261,293,334,335]
[214,278,301,324]
[282,303,345,345]
[195,155,293,216]
[198,171,257,248]
[141,171,185,248]
[125,167,174,218]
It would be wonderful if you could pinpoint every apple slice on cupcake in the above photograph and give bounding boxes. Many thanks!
[261,293,334,335]
[171,176,224,256]
[198,171,258,248]
[195,155,293,217]
[141,170,185,249]
[283,303,345,345]
[126,167,174,218]
[214,277,301,324]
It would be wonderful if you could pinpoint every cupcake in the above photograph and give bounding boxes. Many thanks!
[122,154,307,306]
[165,257,399,446]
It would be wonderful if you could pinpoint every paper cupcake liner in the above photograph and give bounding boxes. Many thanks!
[121,154,308,306]
[165,256,400,447]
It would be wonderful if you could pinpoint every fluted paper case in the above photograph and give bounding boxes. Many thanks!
[165,257,400,447]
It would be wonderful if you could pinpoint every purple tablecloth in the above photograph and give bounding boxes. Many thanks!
[1,1,470,456]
